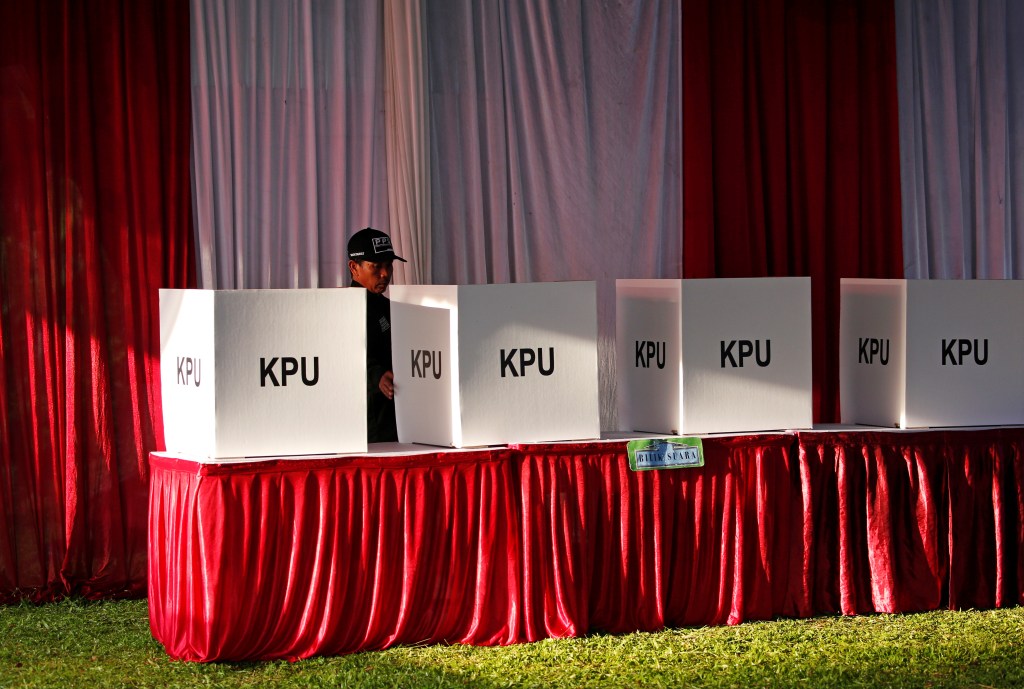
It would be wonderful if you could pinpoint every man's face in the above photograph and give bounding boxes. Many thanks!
[349,259,394,293]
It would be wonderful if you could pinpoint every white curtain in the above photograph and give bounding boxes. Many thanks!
[191,0,682,429]
[383,0,431,286]
[425,1,682,427]
[896,0,1024,279]
[191,0,392,288]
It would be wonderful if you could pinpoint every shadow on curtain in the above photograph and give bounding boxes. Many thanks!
[0,0,193,602]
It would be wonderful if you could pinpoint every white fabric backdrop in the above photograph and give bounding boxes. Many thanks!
[384,0,431,286]
[191,0,390,288]
[896,0,1024,279]
[425,1,682,428]
[192,0,1024,427]
[191,0,682,429]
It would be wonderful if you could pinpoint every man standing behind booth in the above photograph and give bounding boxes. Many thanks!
[347,227,406,443]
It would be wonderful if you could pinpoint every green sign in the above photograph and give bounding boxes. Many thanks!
[627,437,705,471]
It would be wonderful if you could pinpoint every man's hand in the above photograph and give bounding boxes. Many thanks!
[379,371,395,400]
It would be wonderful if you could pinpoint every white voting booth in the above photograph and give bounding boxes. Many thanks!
[389,282,601,447]
[159,288,367,458]
[616,278,813,435]
[840,278,1024,428]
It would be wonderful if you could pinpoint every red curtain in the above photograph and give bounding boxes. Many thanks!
[682,0,904,422]
[0,0,193,602]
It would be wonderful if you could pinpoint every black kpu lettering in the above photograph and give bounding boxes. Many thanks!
[635,340,666,369]
[720,339,771,368]
[260,356,320,386]
[500,347,555,377]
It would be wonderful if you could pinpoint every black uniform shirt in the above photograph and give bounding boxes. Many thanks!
[354,281,398,443]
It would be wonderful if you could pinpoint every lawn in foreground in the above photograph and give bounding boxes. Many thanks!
[1,599,1023,688]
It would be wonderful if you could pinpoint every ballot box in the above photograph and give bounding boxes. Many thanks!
[616,278,813,435]
[389,282,600,447]
[840,278,1024,428]
[159,288,367,458]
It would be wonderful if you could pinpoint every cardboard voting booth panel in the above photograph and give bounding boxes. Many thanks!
[390,282,600,447]
[838,279,906,427]
[159,288,367,458]
[617,278,813,435]
[840,279,1024,428]
[390,301,454,447]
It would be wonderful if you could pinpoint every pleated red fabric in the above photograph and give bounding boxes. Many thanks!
[515,435,802,640]
[796,428,1024,615]
[148,451,521,662]
[149,429,1024,662]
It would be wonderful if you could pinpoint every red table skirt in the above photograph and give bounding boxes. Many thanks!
[148,429,1024,661]
[149,450,521,661]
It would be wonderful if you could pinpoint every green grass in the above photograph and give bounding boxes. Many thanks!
[2,600,1024,688]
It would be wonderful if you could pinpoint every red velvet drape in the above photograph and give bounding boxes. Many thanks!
[149,451,521,661]
[0,0,193,602]
[798,429,1024,614]
[148,430,1024,662]
[682,0,904,422]
[515,436,803,640]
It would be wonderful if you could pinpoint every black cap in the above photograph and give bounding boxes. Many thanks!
[347,227,407,263]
